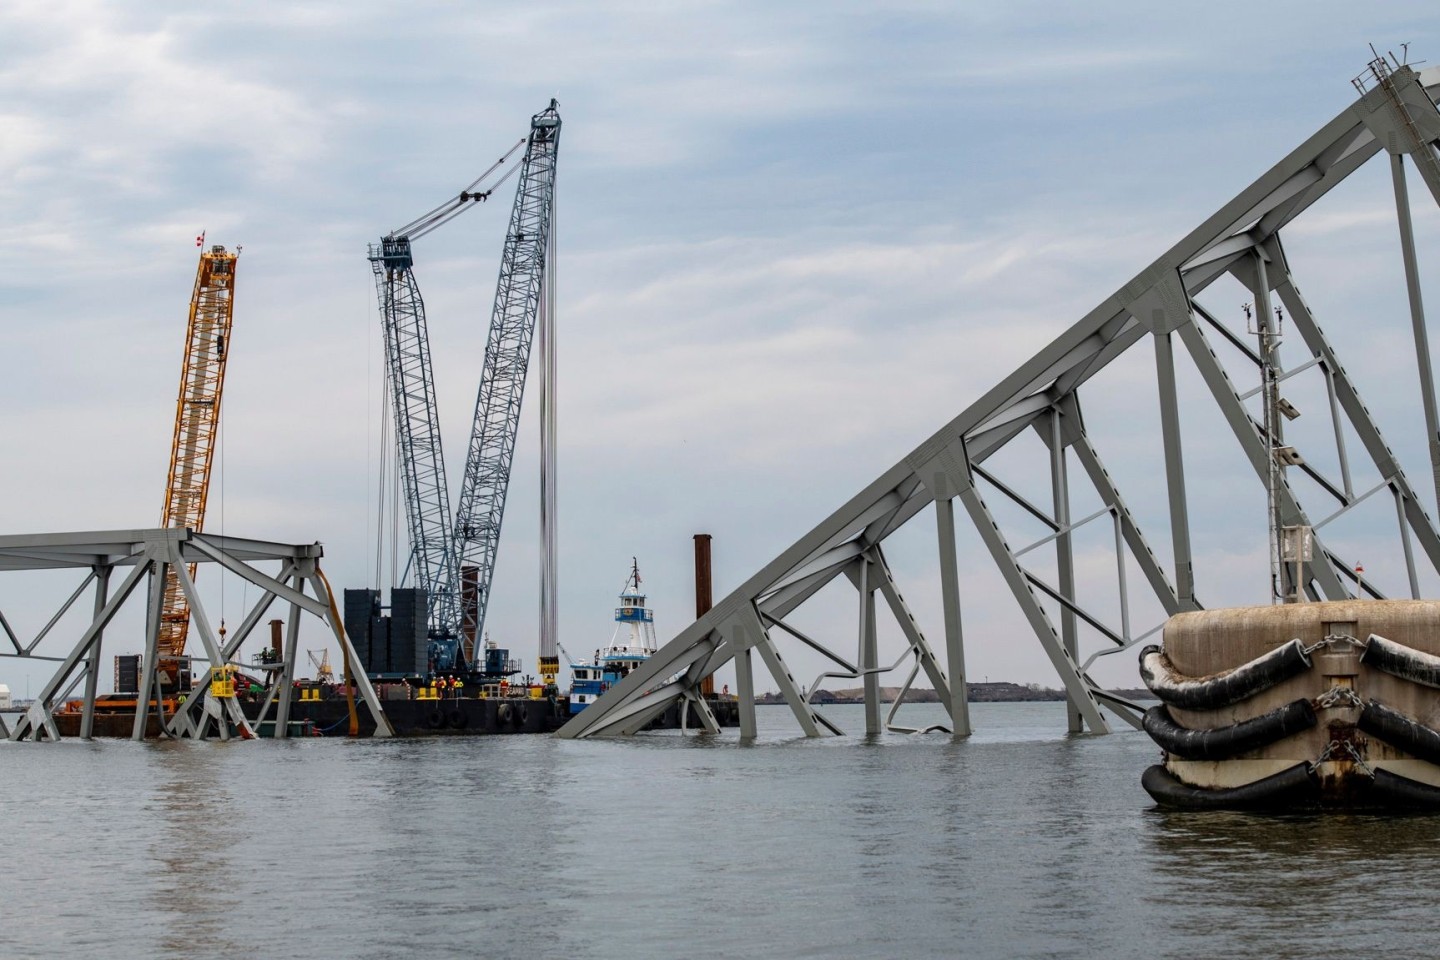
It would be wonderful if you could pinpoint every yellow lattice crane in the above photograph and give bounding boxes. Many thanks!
[157,243,238,689]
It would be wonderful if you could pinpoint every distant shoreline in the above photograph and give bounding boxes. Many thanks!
[756,681,1153,705]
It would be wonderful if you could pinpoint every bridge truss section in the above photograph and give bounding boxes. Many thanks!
[559,62,1440,740]
[0,528,394,741]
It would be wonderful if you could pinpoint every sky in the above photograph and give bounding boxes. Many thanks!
[2,1,1439,714]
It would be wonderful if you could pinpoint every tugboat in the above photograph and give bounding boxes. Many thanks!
[568,559,657,714]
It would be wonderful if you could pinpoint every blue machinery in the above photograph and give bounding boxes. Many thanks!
[368,101,561,678]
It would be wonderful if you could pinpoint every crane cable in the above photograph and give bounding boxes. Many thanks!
[390,138,526,241]
[406,160,524,242]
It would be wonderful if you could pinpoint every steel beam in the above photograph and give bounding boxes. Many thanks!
[1390,153,1440,516]
[733,640,758,740]
[78,565,111,740]
[855,558,880,735]
[1045,409,1081,732]
[1151,325,1198,610]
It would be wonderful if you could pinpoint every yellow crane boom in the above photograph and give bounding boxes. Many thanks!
[157,244,238,680]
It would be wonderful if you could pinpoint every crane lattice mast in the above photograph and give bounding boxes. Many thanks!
[453,99,562,678]
[368,236,461,637]
[157,244,238,680]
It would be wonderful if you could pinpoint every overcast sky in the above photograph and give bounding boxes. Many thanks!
[2,2,1439,712]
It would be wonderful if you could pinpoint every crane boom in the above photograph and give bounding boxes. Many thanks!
[368,236,460,637]
[158,244,238,673]
[453,99,562,657]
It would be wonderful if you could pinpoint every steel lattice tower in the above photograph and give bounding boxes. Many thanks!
[453,100,562,651]
[369,236,460,636]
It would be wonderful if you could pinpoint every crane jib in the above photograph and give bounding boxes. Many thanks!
[368,100,561,674]
[453,99,562,659]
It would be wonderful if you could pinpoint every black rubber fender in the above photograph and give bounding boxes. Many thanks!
[1358,699,1440,764]
[1367,767,1440,808]
[1141,762,1319,809]
[1142,699,1316,761]
[1139,639,1311,710]
[447,709,468,730]
[497,703,512,724]
[425,710,445,730]
[1360,634,1440,689]
[518,704,530,726]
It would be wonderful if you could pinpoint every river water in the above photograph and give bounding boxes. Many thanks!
[3,701,1438,959]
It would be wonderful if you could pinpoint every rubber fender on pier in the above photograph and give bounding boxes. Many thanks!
[1141,762,1318,810]
[518,704,530,726]
[1360,634,1440,689]
[1139,639,1311,710]
[1142,699,1317,761]
[425,711,445,730]
[497,703,513,724]
[447,709,468,731]
[1358,699,1440,764]
[1367,767,1440,808]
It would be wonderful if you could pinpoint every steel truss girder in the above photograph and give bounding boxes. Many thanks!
[557,66,1440,741]
[1,528,393,741]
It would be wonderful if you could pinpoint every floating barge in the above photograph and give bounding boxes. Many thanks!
[1140,599,1440,809]
[52,683,739,738]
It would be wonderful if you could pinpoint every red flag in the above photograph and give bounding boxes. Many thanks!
[196,230,206,248]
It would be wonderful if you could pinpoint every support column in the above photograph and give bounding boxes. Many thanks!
[733,644,758,740]
[1049,410,1081,733]
[133,560,165,741]
[79,564,112,740]
[1391,153,1440,516]
[934,495,972,737]
[1153,327,1198,609]
[857,557,880,735]
[274,596,303,737]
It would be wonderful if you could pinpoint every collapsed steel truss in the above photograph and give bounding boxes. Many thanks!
[0,528,393,741]
[559,61,1440,740]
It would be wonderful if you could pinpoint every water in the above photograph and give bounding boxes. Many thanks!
[4,701,1440,959]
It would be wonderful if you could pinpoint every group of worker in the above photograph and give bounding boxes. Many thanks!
[416,676,465,700]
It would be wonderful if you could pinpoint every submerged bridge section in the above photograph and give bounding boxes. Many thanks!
[0,529,392,741]
[560,60,1440,740]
